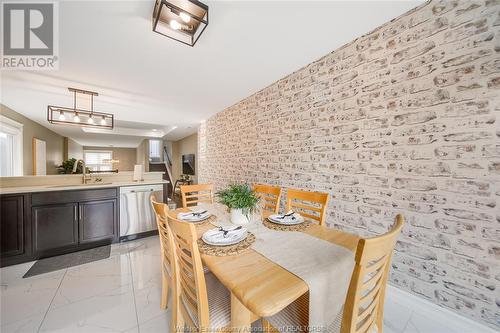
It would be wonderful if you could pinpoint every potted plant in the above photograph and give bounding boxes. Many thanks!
[216,184,260,225]
[57,158,90,174]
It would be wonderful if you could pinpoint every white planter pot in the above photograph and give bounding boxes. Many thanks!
[230,208,249,225]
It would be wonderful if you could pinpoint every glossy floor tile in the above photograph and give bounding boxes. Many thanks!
[50,255,132,309]
[0,236,495,333]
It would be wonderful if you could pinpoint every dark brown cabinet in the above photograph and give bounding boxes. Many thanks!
[0,194,32,266]
[1,187,119,267]
[31,189,119,259]
[79,199,117,244]
[32,203,79,254]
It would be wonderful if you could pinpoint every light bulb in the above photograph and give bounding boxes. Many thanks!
[58,111,65,121]
[100,116,106,126]
[179,12,190,23]
[170,20,181,30]
[73,113,80,123]
[87,115,94,124]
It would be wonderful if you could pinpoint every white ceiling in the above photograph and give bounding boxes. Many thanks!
[1,0,423,148]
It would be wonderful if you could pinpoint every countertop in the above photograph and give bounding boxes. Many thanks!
[0,180,169,195]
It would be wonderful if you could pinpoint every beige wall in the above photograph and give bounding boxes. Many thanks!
[136,139,149,172]
[198,1,500,329]
[172,133,198,184]
[83,146,137,171]
[1,104,64,175]
[64,137,83,160]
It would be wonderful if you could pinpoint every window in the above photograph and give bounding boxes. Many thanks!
[0,115,23,177]
[149,139,162,162]
[84,150,113,171]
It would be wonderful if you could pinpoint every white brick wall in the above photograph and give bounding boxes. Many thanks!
[198,1,500,329]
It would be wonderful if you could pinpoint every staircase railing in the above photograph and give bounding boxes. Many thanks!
[163,146,174,198]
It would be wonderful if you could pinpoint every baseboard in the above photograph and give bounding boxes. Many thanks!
[119,230,159,242]
[386,285,499,333]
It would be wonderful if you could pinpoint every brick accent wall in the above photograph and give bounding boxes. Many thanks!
[198,0,500,328]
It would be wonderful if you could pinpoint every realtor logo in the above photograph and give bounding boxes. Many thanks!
[1,2,58,70]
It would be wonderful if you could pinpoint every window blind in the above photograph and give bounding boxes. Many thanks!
[84,151,113,171]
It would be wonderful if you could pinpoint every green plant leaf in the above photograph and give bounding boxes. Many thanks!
[215,184,260,214]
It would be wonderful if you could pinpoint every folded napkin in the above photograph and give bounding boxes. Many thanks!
[270,210,301,222]
[203,227,247,245]
[178,209,210,221]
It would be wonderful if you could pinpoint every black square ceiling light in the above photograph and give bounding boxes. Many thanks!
[152,0,208,47]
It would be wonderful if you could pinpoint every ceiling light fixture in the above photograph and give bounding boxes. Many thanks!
[47,88,114,129]
[169,19,181,30]
[179,12,191,23]
[152,0,208,47]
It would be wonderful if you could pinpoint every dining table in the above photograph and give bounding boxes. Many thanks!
[168,204,360,330]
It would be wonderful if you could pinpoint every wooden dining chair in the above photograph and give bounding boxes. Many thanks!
[150,196,173,310]
[340,214,404,333]
[264,214,405,333]
[167,214,260,332]
[285,188,330,226]
[253,184,282,214]
[180,184,214,208]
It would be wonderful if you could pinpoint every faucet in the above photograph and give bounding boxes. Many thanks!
[73,159,91,184]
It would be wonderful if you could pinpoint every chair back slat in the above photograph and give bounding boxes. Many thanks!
[150,197,172,278]
[341,214,404,333]
[180,305,197,327]
[286,188,329,225]
[253,184,282,214]
[181,184,214,208]
[167,214,210,330]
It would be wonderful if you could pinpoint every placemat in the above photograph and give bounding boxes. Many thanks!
[198,232,255,256]
[264,218,312,231]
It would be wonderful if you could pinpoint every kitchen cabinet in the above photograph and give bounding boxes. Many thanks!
[0,194,32,266]
[31,188,119,258]
[0,188,120,266]
[79,199,118,244]
[32,203,79,254]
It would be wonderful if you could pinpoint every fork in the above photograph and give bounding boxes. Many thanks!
[191,210,208,217]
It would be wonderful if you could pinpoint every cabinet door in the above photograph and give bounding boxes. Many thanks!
[0,194,30,262]
[33,203,78,253]
[79,199,117,244]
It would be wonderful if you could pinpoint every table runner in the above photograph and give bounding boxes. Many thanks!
[197,203,355,332]
[249,223,354,332]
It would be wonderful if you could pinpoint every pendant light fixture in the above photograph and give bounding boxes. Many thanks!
[152,0,208,47]
[47,88,114,129]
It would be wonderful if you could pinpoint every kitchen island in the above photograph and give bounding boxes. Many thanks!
[0,173,168,267]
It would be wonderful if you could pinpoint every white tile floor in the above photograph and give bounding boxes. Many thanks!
[0,236,496,333]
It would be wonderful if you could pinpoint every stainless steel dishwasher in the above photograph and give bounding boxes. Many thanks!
[119,184,163,239]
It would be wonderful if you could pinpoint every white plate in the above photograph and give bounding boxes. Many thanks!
[202,228,248,246]
[268,214,305,225]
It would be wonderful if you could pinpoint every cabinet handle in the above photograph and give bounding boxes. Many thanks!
[79,206,82,220]
[74,206,78,221]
